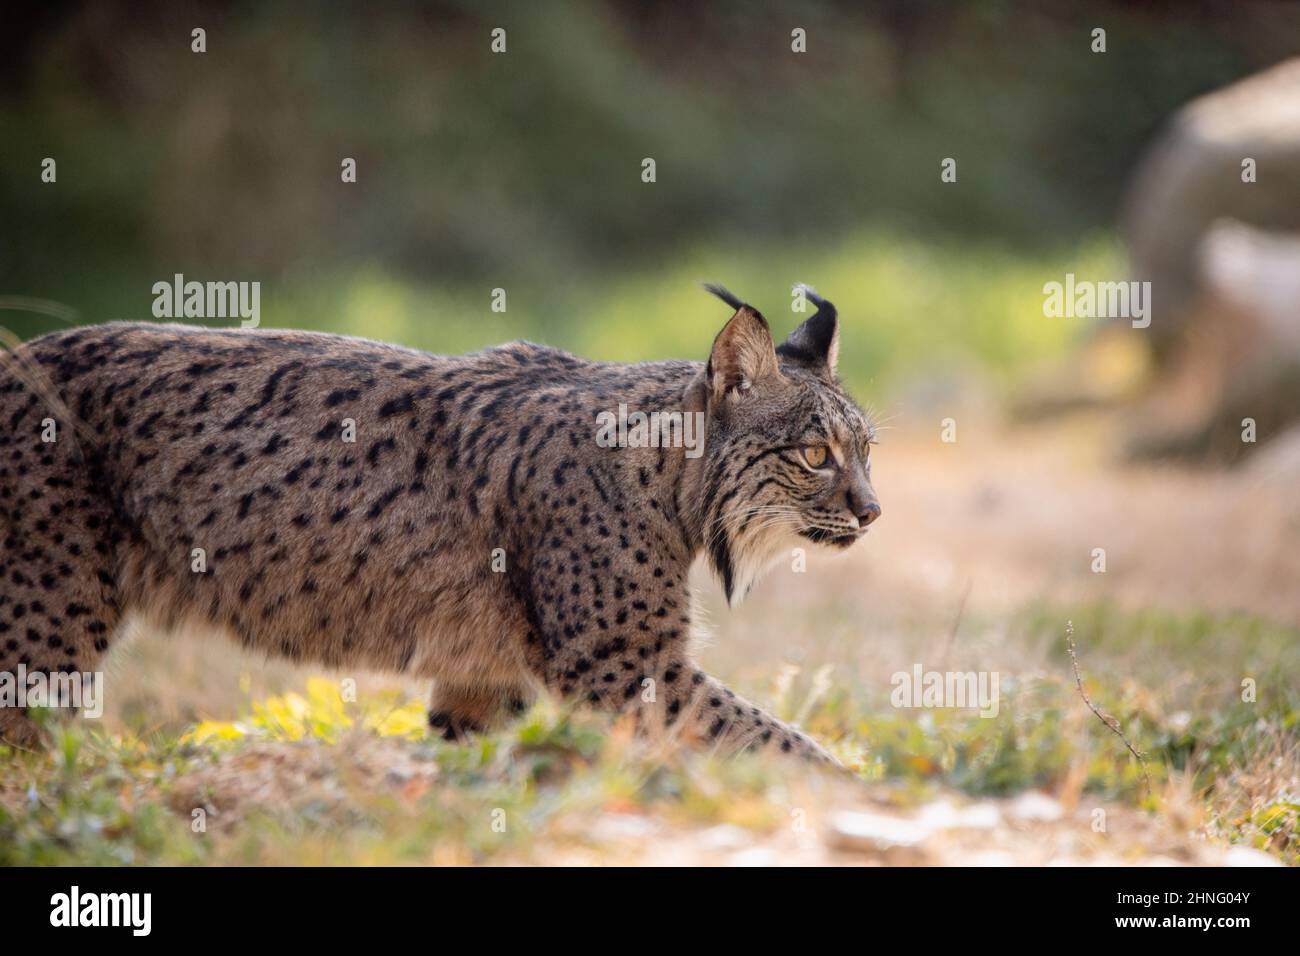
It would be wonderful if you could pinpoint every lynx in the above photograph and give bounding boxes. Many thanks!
[0,285,879,765]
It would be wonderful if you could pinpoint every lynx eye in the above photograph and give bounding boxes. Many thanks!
[801,445,829,469]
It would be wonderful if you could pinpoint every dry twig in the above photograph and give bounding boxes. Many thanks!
[1065,619,1151,793]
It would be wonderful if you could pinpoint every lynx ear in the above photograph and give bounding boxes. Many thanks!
[778,284,839,377]
[703,285,779,403]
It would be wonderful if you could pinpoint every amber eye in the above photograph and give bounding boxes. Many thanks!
[802,446,829,469]
[862,440,873,458]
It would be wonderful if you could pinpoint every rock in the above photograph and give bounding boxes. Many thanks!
[1124,58,1300,356]
[1007,791,1065,823]
[915,798,1002,830]
[696,823,750,851]
[729,847,779,867]
[827,809,932,864]
[1120,60,1300,462]
[1223,845,1284,867]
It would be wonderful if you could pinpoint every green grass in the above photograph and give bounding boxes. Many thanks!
[3,602,1294,866]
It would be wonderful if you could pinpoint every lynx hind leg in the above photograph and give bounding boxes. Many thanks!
[427,680,535,741]
[0,536,121,747]
[0,408,122,747]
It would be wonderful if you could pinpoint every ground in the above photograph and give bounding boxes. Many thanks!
[1,407,1296,866]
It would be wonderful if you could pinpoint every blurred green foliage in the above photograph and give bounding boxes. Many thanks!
[2,1,1297,377]
[224,230,1118,400]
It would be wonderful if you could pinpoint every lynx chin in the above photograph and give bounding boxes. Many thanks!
[0,284,880,766]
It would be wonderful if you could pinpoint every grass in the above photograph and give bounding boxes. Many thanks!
[2,602,1294,866]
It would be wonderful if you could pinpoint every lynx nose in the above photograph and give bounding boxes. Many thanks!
[847,485,881,527]
[855,500,881,527]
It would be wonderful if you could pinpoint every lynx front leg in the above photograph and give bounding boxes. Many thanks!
[658,667,844,768]
[534,644,842,768]
[524,532,842,767]
[427,680,534,741]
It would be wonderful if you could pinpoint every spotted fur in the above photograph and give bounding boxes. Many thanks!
[0,286,879,765]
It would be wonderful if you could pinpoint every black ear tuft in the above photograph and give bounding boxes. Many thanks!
[702,283,748,314]
[777,284,839,375]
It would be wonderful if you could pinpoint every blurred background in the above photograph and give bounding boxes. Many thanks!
[3,0,1300,866]
[2,0,1297,413]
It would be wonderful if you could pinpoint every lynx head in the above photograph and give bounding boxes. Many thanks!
[696,283,880,605]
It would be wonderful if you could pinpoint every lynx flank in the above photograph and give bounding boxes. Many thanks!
[0,286,880,765]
